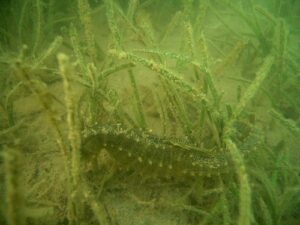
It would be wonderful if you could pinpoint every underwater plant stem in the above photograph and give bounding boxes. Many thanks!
[78,0,96,60]
[81,182,109,225]
[104,0,122,49]
[128,69,147,129]
[14,61,76,224]
[233,55,274,120]
[33,36,63,69]
[33,0,42,55]
[58,53,83,223]
[222,54,274,225]
[225,139,252,225]
[108,49,206,101]
[3,148,25,225]
[127,0,139,22]
[58,53,81,186]
[14,62,69,161]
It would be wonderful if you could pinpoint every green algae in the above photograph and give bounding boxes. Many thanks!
[0,0,300,225]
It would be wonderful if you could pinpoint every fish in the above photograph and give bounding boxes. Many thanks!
[81,124,231,178]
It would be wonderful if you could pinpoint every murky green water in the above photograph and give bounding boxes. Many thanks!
[0,0,300,225]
